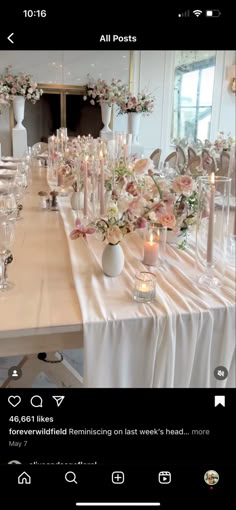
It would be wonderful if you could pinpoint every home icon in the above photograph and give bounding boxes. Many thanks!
[18,472,31,485]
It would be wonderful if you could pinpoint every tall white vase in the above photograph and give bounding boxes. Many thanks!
[12,96,27,158]
[128,112,141,144]
[100,103,112,135]
[102,243,124,277]
[13,96,26,129]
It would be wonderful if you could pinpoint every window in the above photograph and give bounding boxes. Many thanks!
[172,51,216,143]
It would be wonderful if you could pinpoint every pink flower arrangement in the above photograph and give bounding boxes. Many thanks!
[142,171,198,233]
[1,66,43,104]
[0,83,10,113]
[83,76,129,107]
[117,91,155,115]
[92,212,134,245]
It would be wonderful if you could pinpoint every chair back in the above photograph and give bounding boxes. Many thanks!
[186,156,202,177]
[188,147,197,161]
[176,145,186,172]
[164,151,177,168]
[219,151,230,176]
[150,149,162,168]
[202,149,217,174]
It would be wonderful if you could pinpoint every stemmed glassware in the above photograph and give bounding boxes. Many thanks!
[0,187,18,221]
[10,174,27,220]
[0,219,15,291]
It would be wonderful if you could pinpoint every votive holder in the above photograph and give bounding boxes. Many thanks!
[133,271,156,303]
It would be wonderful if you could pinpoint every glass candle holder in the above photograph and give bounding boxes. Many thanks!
[195,175,231,288]
[143,225,167,266]
[133,271,156,303]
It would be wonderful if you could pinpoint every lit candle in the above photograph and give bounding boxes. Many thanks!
[83,156,88,217]
[207,172,215,265]
[100,150,105,215]
[143,232,159,265]
[134,271,156,302]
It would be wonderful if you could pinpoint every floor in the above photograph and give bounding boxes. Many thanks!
[0,349,84,388]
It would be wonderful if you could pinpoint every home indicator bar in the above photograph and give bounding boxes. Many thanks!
[75,504,161,507]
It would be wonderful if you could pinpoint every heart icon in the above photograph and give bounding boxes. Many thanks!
[8,396,21,407]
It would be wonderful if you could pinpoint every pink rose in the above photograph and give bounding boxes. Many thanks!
[159,213,176,228]
[172,175,193,194]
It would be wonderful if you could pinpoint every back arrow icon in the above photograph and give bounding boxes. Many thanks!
[8,33,14,44]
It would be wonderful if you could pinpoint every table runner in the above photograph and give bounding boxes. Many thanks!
[58,195,235,388]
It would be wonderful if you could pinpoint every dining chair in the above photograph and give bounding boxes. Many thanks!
[186,155,202,176]
[188,147,197,161]
[164,151,177,168]
[150,148,162,168]
[202,149,217,174]
[219,151,230,177]
[176,145,186,172]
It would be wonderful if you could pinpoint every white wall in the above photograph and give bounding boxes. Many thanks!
[0,50,235,157]
[0,50,130,155]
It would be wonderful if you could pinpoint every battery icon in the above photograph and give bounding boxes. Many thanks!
[206,9,221,17]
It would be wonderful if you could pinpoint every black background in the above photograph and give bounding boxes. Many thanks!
[0,6,235,49]
[0,389,235,508]
[0,5,235,509]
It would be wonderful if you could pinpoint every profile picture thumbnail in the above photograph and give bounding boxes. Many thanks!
[204,470,219,486]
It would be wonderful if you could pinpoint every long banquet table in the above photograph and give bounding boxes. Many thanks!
[0,164,235,388]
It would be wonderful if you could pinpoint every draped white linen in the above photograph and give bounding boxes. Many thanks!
[58,196,235,388]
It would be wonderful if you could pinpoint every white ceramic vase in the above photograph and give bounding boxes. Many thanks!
[128,112,141,144]
[70,191,83,210]
[100,103,112,134]
[13,96,26,129]
[102,243,124,277]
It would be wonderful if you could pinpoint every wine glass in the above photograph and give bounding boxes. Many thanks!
[0,188,18,221]
[10,174,27,220]
[0,219,15,291]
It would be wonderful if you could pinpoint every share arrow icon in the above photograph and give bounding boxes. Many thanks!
[52,396,65,407]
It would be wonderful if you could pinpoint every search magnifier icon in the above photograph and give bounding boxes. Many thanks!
[65,471,77,484]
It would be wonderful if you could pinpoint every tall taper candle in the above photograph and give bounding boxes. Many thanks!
[83,156,88,217]
[100,151,105,215]
[207,172,215,265]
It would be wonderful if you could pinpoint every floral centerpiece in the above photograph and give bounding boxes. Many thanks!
[0,83,10,113]
[205,131,235,154]
[104,158,198,249]
[0,66,43,103]
[117,91,155,115]
[83,76,129,106]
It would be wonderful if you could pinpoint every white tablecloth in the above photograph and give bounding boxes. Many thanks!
[58,196,235,388]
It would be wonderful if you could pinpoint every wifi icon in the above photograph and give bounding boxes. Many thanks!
[193,9,203,17]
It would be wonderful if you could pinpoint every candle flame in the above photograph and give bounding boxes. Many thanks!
[85,155,89,162]
[149,233,153,243]
[99,150,103,159]
[210,172,215,184]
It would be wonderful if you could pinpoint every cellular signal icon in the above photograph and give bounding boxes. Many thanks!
[193,9,203,16]
[178,10,190,17]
